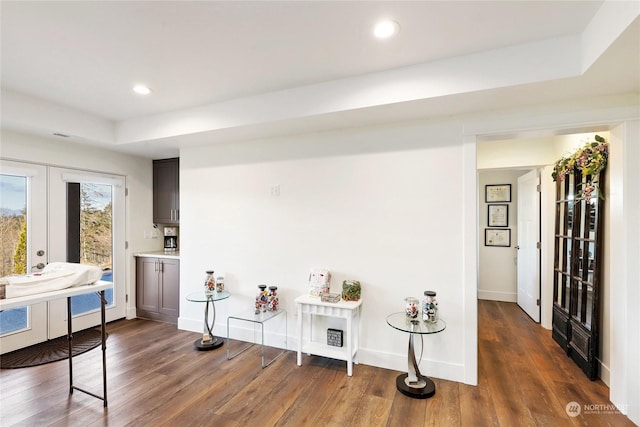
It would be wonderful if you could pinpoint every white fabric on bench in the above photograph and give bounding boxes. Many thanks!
[1,262,103,299]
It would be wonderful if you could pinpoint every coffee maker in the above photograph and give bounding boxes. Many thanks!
[164,227,178,251]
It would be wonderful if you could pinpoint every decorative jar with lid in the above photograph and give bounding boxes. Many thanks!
[422,290,438,323]
[204,271,215,293]
[268,286,279,311]
[405,297,419,319]
[255,284,268,313]
[215,276,225,293]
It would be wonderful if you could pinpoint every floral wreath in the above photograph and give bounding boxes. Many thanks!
[551,135,608,200]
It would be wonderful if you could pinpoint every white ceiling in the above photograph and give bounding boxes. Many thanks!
[1,1,638,159]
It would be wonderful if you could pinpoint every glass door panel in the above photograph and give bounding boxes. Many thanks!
[0,175,28,334]
[0,161,48,353]
[47,168,126,338]
[69,182,114,315]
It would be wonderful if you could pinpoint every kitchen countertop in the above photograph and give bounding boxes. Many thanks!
[134,250,180,259]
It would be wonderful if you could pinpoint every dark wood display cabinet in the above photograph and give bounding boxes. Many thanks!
[136,256,180,324]
[153,158,179,224]
[552,170,604,380]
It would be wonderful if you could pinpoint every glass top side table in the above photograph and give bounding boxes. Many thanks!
[386,312,446,399]
[226,309,287,368]
[186,290,230,350]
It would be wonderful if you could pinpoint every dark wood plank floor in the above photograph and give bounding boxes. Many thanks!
[0,300,633,426]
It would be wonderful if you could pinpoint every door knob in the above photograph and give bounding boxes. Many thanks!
[36,250,45,256]
[32,263,45,270]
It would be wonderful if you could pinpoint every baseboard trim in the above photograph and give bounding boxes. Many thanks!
[178,315,466,385]
[478,290,517,302]
[598,358,610,386]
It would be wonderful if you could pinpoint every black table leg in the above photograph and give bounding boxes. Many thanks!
[100,290,108,407]
[67,296,74,395]
[67,291,108,406]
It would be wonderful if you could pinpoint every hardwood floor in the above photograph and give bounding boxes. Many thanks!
[0,300,633,426]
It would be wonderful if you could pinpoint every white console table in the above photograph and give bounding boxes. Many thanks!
[295,294,362,376]
[0,281,112,407]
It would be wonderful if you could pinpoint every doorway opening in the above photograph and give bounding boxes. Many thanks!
[477,168,540,321]
[475,129,611,383]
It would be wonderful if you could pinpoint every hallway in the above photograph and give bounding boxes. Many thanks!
[476,300,630,426]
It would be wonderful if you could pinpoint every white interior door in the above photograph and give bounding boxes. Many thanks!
[517,169,541,322]
[0,160,48,353]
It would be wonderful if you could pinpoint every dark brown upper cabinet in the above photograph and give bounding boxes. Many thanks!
[153,158,179,224]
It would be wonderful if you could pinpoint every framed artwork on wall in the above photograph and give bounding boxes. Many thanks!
[485,184,511,203]
[485,229,511,247]
[488,204,508,227]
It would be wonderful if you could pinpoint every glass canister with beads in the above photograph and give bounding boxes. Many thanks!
[422,290,438,323]
[215,276,225,293]
[268,286,279,311]
[255,284,268,313]
[204,270,215,293]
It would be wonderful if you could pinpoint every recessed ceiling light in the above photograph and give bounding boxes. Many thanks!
[373,20,399,39]
[133,84,152,95]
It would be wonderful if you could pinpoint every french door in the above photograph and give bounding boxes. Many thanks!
[0,162,126,352]
[47,167,126,337]
[0,161,48,352]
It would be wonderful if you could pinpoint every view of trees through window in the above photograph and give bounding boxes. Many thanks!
[80,183,113,271]
[0,180,113,276]
[0,175,27,277]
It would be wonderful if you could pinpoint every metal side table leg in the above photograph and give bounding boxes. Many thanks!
[395,320,436,399]
[194,295,224,350]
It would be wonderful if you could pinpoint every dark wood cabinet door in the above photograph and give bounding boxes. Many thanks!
[158,259,180,317]
[552,171,604,380]
[136,257,160,313]
[136,257,180,324]
[153,158,179,224]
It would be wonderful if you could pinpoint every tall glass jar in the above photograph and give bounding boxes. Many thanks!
[268,286,279,311]
[422,290,438,323]
[255,284,268,313]
[204,270,215,293]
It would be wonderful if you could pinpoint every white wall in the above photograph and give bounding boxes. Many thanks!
[0,130,160,318]
[608,120,640,424]
[478,169,527,302]
[179,119,472,383]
